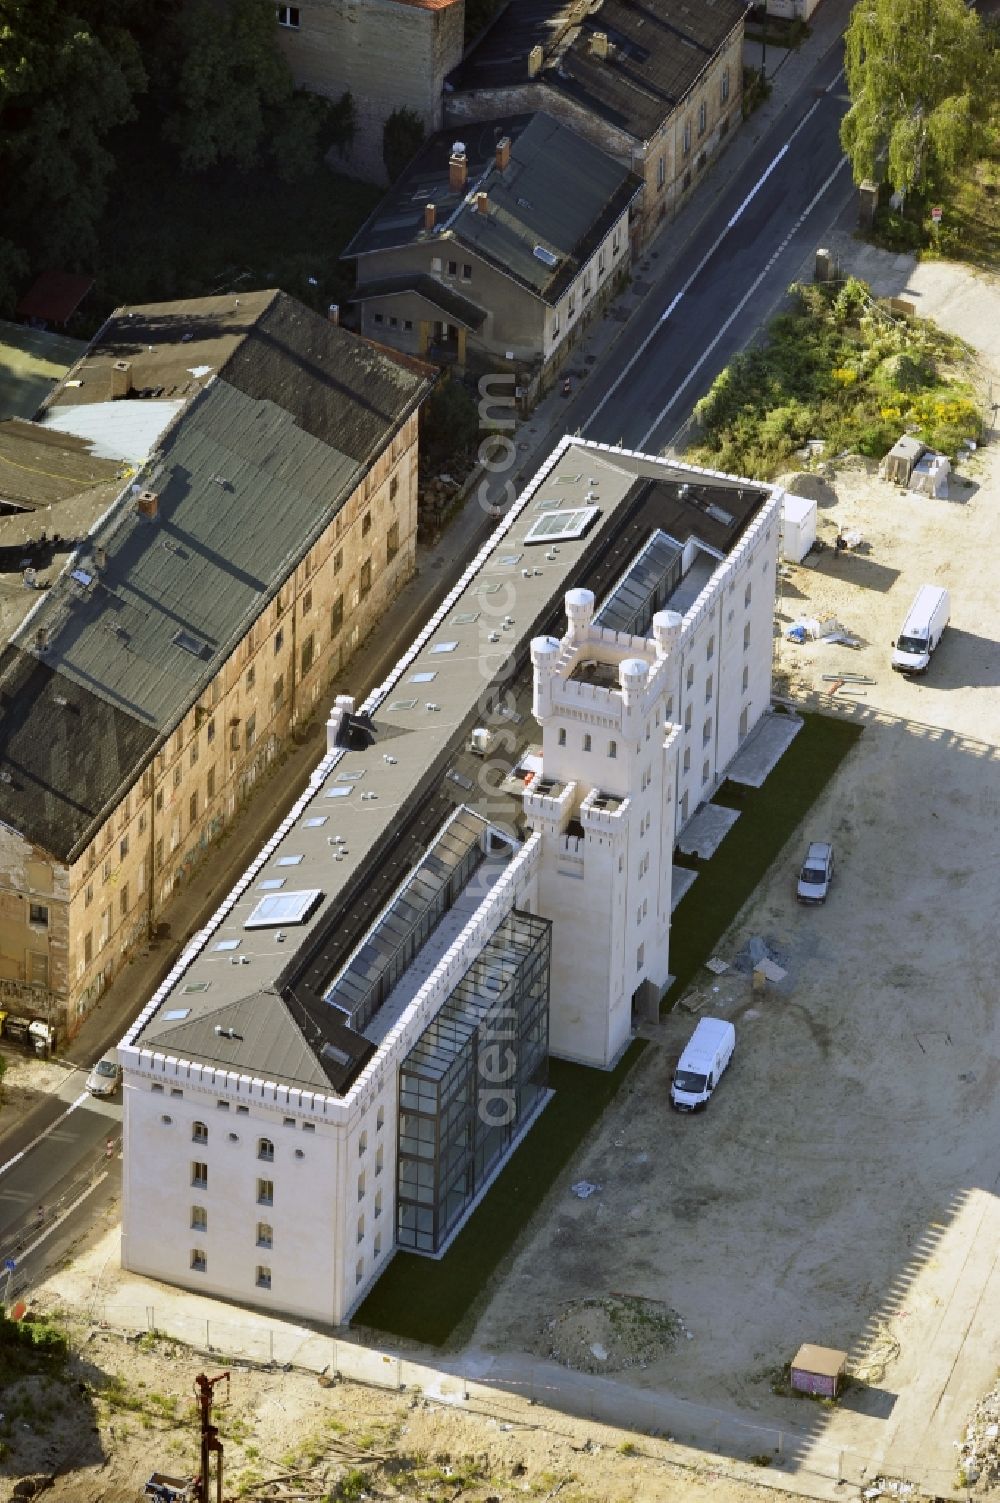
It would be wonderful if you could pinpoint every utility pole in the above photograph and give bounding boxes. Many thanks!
[193,1371,229,1503]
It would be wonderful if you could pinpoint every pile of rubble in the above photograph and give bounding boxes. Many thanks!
[538,1295,685,1375]
[957,1377,1000,1489]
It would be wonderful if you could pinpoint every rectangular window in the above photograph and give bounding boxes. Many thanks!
[206,765,215,801]
[742,664,750,693]
[657,155,665,190]
[156,789,164,813]
[189,741,199,769]
[119,883,129,920]
[189,791,198,826]
[334,548,343,575]
[28,902,48,927]
[192,1162,208,1190]
[389,474,399,502]
[721,65,731,104]
[699,100,707,136]
[705,674,713,703]
[276,5,300,26]
[706,635,715,660]
[274,627,284,655]
[302,588,312,616]
[447,260,457,277]
[361,510,372,538]
[683,121,692,156]
[207,715,216,744]
[703,717,713,746]
[257,1222,273,1248]
[359,559,372,598]
[744,620,751,651]
[191,1249,207,1273]
[245,712,257,750]
[120,833,130,860]
[330,595,344,638]
[84,930,93,966]
[256,1266,272,1290]
[246,665,256,692]
[273,674,285,708]
[461,263,472,281]
[386,521,399,564]
[257,1178,274,1206]
[300,633,315,676]
[191,1206,207,1231]
[155,837,164,871]
[173,765,182,790]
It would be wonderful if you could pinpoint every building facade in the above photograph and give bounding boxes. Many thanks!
[274,0,465,183]
[444,0,746,245]
[0,291,432,1037]
[344,115,641,389]
[120,435,783,1326]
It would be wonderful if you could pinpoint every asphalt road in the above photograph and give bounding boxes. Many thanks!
[0,22,856,1305]
[578,35,854,452]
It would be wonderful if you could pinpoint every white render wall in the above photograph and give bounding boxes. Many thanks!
[121,835,540,1326]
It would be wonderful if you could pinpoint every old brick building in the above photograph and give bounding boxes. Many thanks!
[444,0,747,246]
[0,291,432,1037]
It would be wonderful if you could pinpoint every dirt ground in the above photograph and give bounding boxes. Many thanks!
[469,258,1000,1493]
[2,1316,781,1503]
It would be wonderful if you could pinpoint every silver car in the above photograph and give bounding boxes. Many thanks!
[797,841,834,904]
[86,1053,122,1097]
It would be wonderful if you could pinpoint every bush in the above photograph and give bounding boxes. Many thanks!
[871,207,926,253]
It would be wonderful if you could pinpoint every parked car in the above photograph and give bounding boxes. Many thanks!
[670,1017,736,1112]
[797,841,834,904]
[86,1053,122,1097]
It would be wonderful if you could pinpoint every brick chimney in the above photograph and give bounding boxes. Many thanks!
[327,303,340,325]
[590,30,609,59]
[476,191,488,214]
[110,359,132,400]
[424,201,437,231]
[136,489,159,521]
[449,143,468,193]
[496,136,511,171]
[528,44,543,77]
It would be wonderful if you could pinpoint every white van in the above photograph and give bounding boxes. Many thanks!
[891,585,950,673]
[670,1016,736,1112]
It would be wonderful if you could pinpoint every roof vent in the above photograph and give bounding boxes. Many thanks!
[590,30,609,59]
[214,1025,244,1040]
[528,43,544,77]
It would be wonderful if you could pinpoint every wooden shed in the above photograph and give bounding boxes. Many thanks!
[790,1343,847,1398]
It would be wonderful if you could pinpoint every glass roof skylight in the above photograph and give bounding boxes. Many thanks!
[277,855,303,866]
[245,889,324,930]
[409,671,436,683]
[594,529,683,637]
[258,878,285,891]
[523,506,599,545]
[430,641,458,654]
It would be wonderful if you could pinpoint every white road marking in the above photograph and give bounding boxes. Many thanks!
[637,154,851,449]
[582,68,845,437]
[13,1171,109,1264]
[0,1091,90,1179]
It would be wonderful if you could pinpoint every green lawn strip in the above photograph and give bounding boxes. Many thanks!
[88,113,379,331]
[663,710,863,1009]
[353,1041,647,1347]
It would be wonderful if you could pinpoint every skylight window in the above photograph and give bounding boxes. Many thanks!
[336,771,365,782]
[430,641,458,654]
[277,855,304,866]
[499,554,522,566]
[304,816,328,828]
[214,940,240,952]
[409,671,436,684]
[164,1007,193,1019]
[524,506,600,546]
[533,245,559,267]
[245,890,324,930]
[326,785,354,797]
[451,612,479,625]
[535,496,562,510]
[387,699,418,711]
[173,628,209,659]
[258,878,286,891]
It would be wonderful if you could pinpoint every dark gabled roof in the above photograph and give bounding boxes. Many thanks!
[147,988,374,1095]
[0,646,159,860]
[0,293,433,863]
[349,275,488,330]
[448,0,747,143]
[16,270,94,326]
[344,113,642,305]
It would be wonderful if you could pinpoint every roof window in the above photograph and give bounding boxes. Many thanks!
[245,889,324,930]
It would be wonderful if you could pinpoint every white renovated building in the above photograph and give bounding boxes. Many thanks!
[120,436,783,1325]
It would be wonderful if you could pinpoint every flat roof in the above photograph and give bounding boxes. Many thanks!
[127,439,771,1097]
[0,320,86,423]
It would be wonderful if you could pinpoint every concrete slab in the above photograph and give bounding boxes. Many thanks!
[675,803,741,859]
[726,709,804,788]
[670,864,698,910]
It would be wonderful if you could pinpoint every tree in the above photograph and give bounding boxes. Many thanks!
[383,107,426,184]
[163,0,291,172]
[0,1,145,312]
[841,0,996,198]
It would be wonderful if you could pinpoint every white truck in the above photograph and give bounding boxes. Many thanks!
[891,585,950,673]
[670,1017,736,1112]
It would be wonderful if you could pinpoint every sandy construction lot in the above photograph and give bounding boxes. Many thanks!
[469,263,1000,1495]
